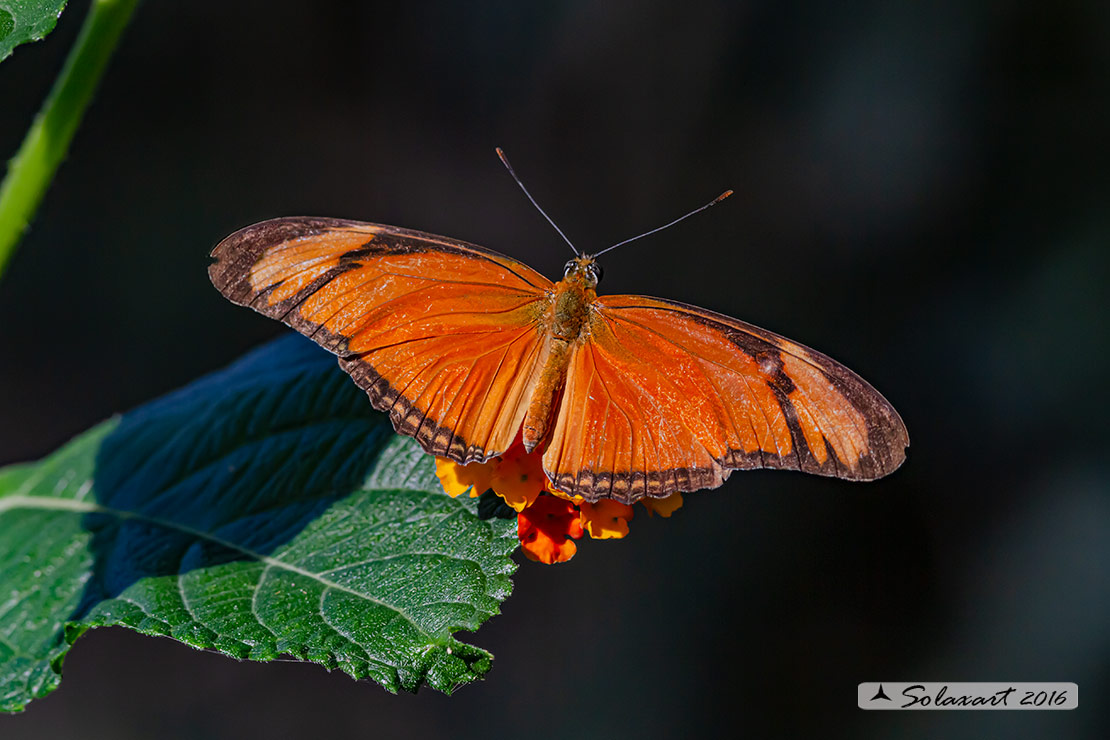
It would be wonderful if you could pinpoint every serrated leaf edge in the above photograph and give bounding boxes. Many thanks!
[0,488,514,696]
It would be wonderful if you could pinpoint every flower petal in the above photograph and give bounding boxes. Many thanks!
[517,495,584,564]
[546,480,585,504]
[491,441,547,512]
[578,499,634,539]
[435,457,494,499]
[641,492,684,518]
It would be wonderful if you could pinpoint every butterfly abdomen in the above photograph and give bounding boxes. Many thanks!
[521,338,570,452]
[521,275,595,452]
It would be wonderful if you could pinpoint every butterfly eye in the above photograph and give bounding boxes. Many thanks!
[590,262,603,284]
[564,260,577,277]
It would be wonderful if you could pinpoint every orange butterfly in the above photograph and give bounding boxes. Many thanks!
[210,162,907,504]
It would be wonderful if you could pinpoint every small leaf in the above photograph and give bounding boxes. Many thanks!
[0,1,69,63]
[0,335,519,712]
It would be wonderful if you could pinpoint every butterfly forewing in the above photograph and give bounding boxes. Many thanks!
[210,217,555,462]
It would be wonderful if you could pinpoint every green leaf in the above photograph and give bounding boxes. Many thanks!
[0,335,519,712]
[0,1,69,63]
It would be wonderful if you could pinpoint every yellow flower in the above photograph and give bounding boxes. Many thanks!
[434,456,494,498]
[578,499,634,539]
[641,492,684,518]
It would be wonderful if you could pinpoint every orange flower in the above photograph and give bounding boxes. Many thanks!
[489,440,546,512]
[435,435,545,510]
[641,492,684,518]
[578,499,634,539]
[435,437,685,563]
[517,495,584,564]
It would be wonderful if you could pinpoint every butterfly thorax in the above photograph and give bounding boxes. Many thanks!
[551,269,596,338]
[520,264,598,452]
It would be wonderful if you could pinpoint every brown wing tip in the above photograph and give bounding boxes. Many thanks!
[864,410,910,480]
[210,217,361,261]
[817,398,908,482]
[208,216,367,302]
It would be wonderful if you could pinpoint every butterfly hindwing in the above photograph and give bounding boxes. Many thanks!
[210,217,555,462]
[542,295,908,502]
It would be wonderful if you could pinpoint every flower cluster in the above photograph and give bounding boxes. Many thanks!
[435,436,683,564]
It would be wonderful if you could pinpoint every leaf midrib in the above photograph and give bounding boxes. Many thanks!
[0,494,442,643]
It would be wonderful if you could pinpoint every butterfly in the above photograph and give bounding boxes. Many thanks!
[209,161,907,505]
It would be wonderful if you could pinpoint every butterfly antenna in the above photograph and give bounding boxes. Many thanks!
[592,189,733,258]
[496,147,579,256]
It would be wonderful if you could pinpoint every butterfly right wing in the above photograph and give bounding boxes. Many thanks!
[210,217,556,463]
[542,294,908,502]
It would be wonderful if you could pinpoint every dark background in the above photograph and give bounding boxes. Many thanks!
[2,1,1107,738]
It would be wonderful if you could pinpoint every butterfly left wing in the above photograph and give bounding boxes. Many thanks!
[210,217,556,463]
[542,295,908,503]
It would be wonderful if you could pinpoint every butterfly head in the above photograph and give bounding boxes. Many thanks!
[564,255,603,288]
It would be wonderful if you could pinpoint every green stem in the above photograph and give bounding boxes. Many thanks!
[0,0,140,280]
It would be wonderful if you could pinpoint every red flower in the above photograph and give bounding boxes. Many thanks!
[517,495,584,564]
